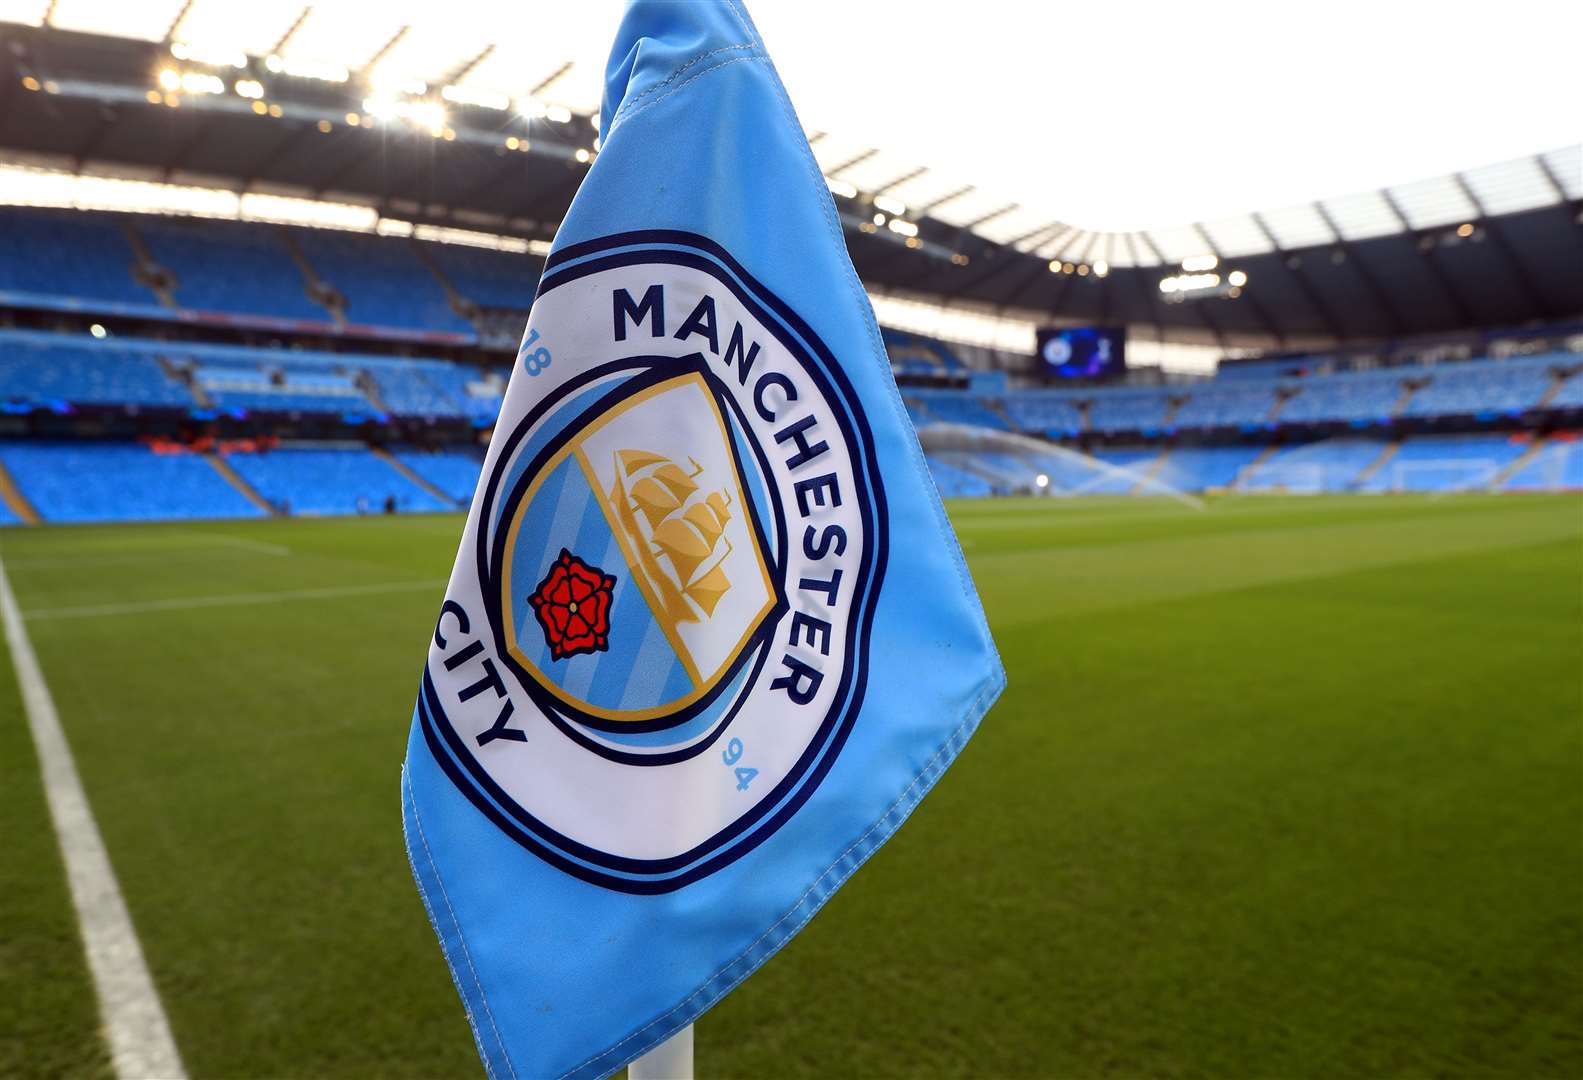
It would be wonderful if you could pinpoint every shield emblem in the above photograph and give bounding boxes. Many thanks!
[498,371,778,726]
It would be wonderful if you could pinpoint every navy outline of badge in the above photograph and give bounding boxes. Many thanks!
[416,231,891,894]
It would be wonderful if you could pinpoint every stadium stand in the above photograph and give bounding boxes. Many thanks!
[1239,438,1391,492]
[905,389,1007,429]
[1547,370,1583,410]
[1398,355,1562,419]
[423,242,537,311]
[180,354,375,415]
[883,327,967,375]
[0,208,158,310]
[925,456,992,498]
[1361,433,1529,492]
[0,336,192,409]
[226,446,452,516]
[1155,446,1269,492]
[294,231,473,335]
[998,391,1085,437]
[139,217,331,323]
[1171,382,1280,430]
[392,448,485,503]
[1276,368,1407,426]
[1504,436,1583,490]
[0,442,264,523]
[1087,388,1172,434]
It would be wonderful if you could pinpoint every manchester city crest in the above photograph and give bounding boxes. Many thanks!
[418,232,886,893]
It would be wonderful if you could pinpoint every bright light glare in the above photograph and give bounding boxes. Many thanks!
[157,68,181,92]
[1093,260,1109,277]
[1181,254,1218,272]
[89,323,107,339]
[1035,473,1050,489]
[1228,269,1248,286]
[827,178,857,198]
[441,84,510,110]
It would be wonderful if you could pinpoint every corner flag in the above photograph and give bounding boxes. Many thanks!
[401,2,1004,1075]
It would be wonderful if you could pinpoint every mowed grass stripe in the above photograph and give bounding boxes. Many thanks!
[0,612,111,1079]
[0,497,1577,1077]
[0,554,185,1078]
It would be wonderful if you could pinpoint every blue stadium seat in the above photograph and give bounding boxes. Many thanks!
[295,231,473,335]
[1240,438,1389,492]
[0,442,263,523]
[178,354,375,415]
[226,446,451,515]
[923,455,992,497]
[1546,371,1583,410]
[0,337,192,408]
[1359,433,1528,492]
[1087,389,1171,434]
[424,242,538,310]
[393,447,484,503]
[999,391,1084,437]
[906,390,1007,429]
[0,208,158,308]
[1174,383,1279,430]
[1401,356,1560,419]
[139,217,331,322]
[1502,438,1583,490]
[1154,446,1269,492]
[1277,369,1407,425]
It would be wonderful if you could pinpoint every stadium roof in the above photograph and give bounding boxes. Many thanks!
[0,2,1579,349]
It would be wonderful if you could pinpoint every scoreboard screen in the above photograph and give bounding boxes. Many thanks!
[1037,326,1125,380]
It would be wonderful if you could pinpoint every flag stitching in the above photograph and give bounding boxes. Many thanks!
[612,42,755,121]
[556,674,1003,1080]
[614,56,767,127]
[403,770,517,1080]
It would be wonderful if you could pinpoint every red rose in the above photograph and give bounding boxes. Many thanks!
[530,549,617,660]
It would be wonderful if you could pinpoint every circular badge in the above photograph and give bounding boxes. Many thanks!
[418,233,886,893]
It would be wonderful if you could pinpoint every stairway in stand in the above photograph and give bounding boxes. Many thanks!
[204,452,278,515]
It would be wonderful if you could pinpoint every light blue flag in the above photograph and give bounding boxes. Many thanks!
[401,2,1004,1075]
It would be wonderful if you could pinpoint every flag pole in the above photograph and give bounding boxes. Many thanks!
[628,1024,694,1080]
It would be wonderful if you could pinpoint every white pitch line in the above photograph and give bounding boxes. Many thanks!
[167,530,291,556]
[0,553,187,1080]
[24,578,447,621]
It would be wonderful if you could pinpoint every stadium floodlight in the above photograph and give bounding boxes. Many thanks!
[1227,269,1248,287]
[1181,254,1218,272]
[545,104,573,123]
[441,84,510,111]
[1092,260,1109,277]
[826,178,857,199]
[170,42,246,69]
[873,194,907,216]
[234,79,264,99]
[157,68,181,92]
[887,218,917,237]
[1035,473,1050,489]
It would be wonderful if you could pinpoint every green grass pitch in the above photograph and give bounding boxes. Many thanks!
[3,495,1579,1078]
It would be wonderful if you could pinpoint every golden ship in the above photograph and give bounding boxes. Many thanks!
[605,449,735,625]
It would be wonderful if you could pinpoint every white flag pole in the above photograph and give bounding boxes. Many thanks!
[628,1024,694,1080]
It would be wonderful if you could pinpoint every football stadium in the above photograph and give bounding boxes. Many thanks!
[2,2,1580,1078]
